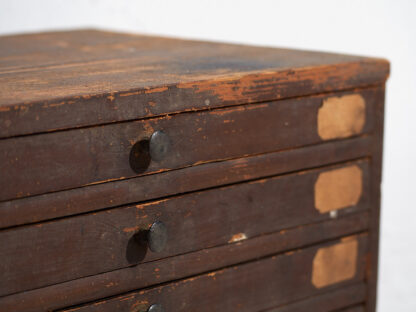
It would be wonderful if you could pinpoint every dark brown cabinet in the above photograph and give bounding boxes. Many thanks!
[0,30,388,312]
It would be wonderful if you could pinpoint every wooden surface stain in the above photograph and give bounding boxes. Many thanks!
[318,94,366,140]
[312,236,358,288]
[314,165,363,213]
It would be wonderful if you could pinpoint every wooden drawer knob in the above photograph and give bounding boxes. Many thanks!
[147,304,164,312]
[147,221,168,253]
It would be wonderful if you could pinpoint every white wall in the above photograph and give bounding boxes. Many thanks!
[1,1,415,310]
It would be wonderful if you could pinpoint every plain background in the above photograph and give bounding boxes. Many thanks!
[0,0,415,310]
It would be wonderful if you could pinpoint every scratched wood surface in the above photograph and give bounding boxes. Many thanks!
[0,30,388,312]
[0,160,369,297]
[0,30,389,138]
[0,135,372,229]
[60,234,368,312]
[0,212,369,312]
[0,88,380,202]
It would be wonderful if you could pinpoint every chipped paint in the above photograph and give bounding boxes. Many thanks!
[146,86,168,94]
[42,101,67,108]
[123,226,141,233]
[135,197,169,209]
[210,105,246,116]
[228,233,248,243]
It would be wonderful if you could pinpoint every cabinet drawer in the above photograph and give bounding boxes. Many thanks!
[264,284,366,312]
[0,160,369,297]
[0,88,379,201]
[62,234,368,312]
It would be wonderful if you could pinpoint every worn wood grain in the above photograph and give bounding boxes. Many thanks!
[0,135,372,229]
[0,212,369,312]
[0,30,389,138]
[60,234,368,312]
[264,283,366,312]
[0,160,369,297]
[0,30,387,312]
[0,88,379,202]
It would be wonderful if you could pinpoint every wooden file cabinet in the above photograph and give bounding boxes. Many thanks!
[0,30,389,312]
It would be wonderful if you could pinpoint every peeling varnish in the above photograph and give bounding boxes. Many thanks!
[210,103,268,116]
[130,300,150,309]
[228,233,247,243]
[144,86,168,94]
[135,197,170,209]
[119,295,136,302]
[175,64,366,103]
[107,94,115,102]
[0,61,383,136]
[312,236,358,288]
[211,105,246,116]
[142,122,155,136]
[176,70,280,102]
[318,93,366,140]
[42,101,68,108]
[123,226,141,233]
[119,90,141,97]
[314,165,363,214]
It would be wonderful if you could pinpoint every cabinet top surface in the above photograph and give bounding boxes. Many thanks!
[0,29,388,107]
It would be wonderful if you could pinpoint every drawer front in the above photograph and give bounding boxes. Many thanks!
[62,234,368,312]
[0,160,369,297]
[0,136,372,229]
[264,284,366,312]
[0,212,368,312]
[0,88,380,201]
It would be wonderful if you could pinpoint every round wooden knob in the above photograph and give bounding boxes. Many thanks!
[149,130,170,162]
[147,304,164,312]
[148,221,168,253]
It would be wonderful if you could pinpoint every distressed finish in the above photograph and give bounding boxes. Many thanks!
[0,88,379,202]
[61,235,368,312]
[0,30,388,138]
[0,213,369,312]
[0,30,388,312]
[0,161,370,297]
[0,135,373,229]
